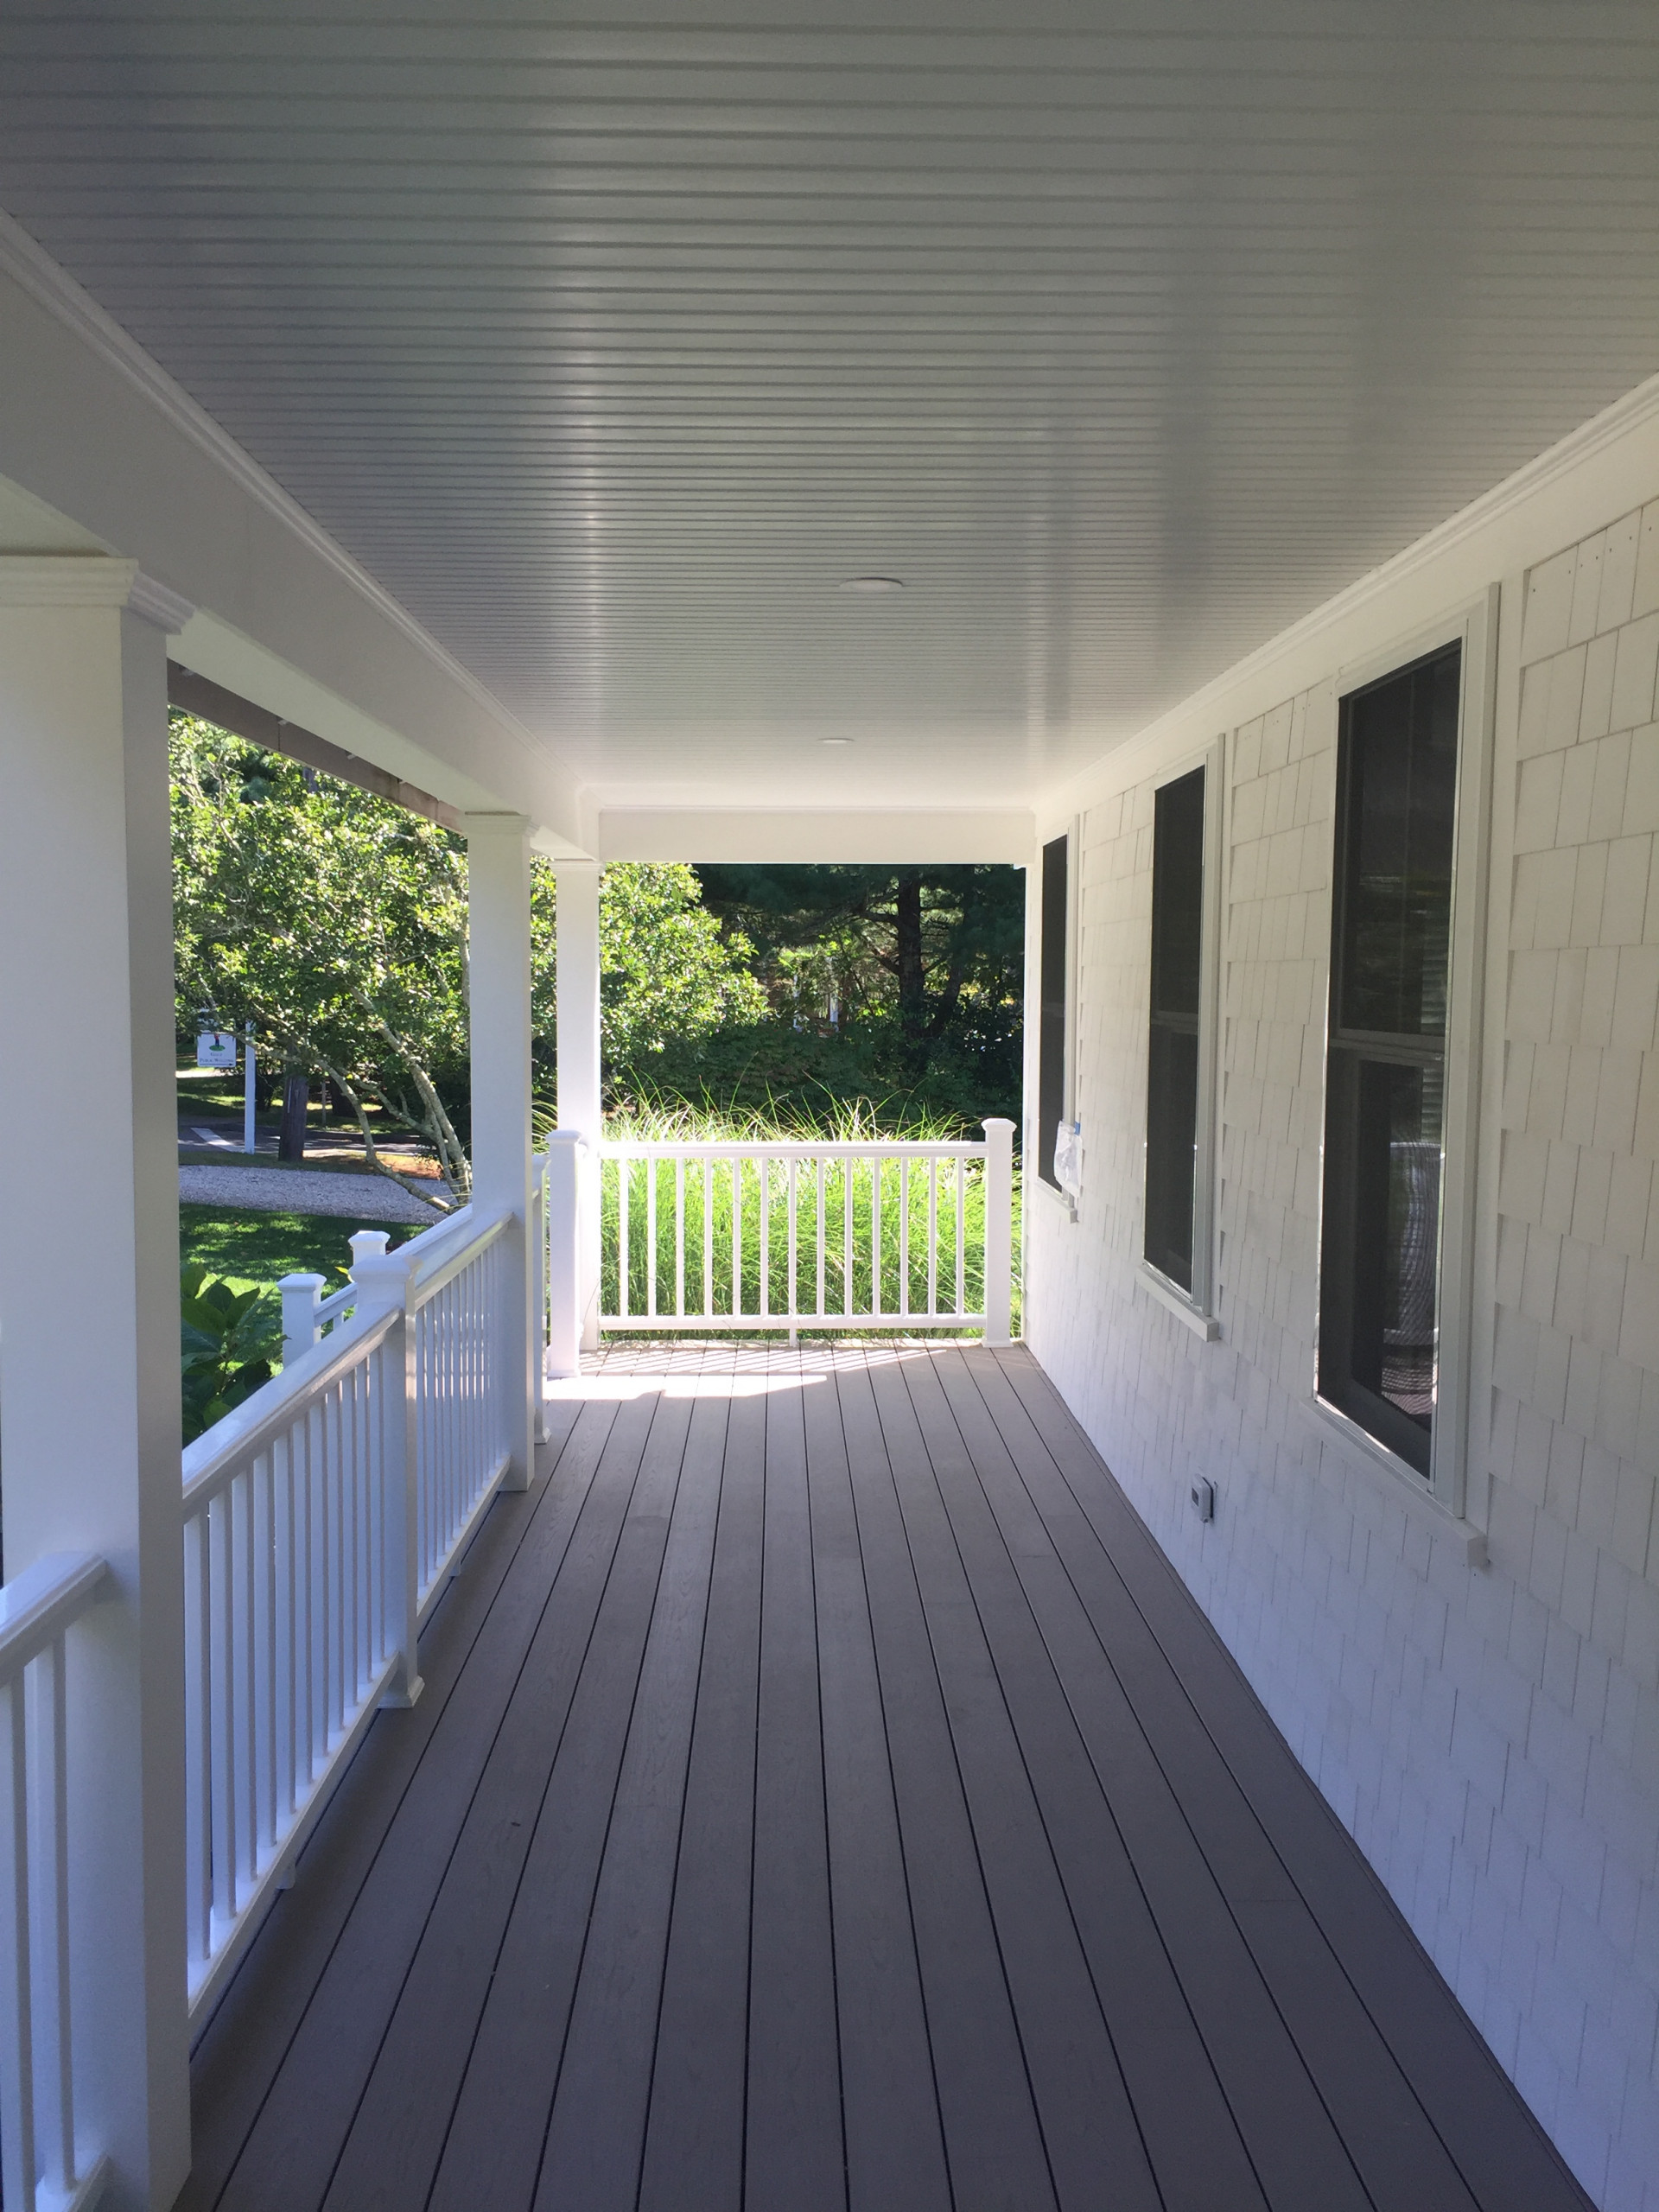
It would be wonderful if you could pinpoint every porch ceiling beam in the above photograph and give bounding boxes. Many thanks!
[168,661,461,831]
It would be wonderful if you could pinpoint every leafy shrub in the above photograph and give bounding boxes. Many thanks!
[180,1269,280,1444]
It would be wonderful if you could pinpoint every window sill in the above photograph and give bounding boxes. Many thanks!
[1297,1396,1486,1567]
[1136,1263,1219,1340]
[1035,1177,1079,1224]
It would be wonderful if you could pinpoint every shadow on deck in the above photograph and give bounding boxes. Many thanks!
[182,1343,1588,2212]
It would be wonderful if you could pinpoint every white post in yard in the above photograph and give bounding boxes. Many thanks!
[555,859,602,1352]
[0,558,193,2209]
[982,1116,1016,1346]
[463,812,537,1490]
[242,1020,257,1154]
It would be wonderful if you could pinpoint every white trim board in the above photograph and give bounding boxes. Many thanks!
[1039,369,1659,833]
[596,808,1035,865]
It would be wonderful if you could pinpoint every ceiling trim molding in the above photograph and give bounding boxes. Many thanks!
[1046,365,1659,820]
[0,207,547,768]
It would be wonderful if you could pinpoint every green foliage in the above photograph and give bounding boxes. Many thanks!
[596,861,766,1063]
[670,863,1027,1129]
[179,1202,408,1291]
[172,715,474,1192]
[173,716,766,1179]
[180,1268,279,1444]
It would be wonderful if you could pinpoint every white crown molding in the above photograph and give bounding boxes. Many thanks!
[1045,365,1659,823]
[0,553,194,631]
[128,571,195,633]
[0,554,136,606]
[0,207,547,765]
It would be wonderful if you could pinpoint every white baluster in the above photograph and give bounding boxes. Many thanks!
[927,1157,939,1319]
[787,1157,798,1344]
[675,1157,686,1319]
[0,1672,36,2212]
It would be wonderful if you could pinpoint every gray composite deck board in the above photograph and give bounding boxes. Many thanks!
[635,1385,764,2212]
[190,1344,1593,2212]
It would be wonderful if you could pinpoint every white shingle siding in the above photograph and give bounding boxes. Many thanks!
[1029,499,1659,2210]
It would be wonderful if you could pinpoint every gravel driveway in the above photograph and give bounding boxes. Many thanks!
[180,1165,449,1224]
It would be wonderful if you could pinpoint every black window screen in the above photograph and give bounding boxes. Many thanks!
[1319,645,1460,1475]
[1037,834,1068,1189]
[1145,766,1205,1291]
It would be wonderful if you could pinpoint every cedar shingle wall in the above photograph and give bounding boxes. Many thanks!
[1028,502,1659,2210]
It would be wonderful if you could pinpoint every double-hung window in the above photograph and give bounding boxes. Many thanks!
[1142,748,1220,1321]
[1145,767,1205,1290]
[1319,645,1461,1478]
[1037,830,1071,1192]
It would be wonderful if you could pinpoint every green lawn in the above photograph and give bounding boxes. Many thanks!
[181,1204,413,1293]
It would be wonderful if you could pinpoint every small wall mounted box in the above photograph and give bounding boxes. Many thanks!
[1191,1476,1215,1522]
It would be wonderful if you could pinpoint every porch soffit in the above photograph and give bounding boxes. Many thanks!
[0,1,1656,823]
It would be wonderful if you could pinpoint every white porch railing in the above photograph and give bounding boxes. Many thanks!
[180,1204,514,2021]
[0,1554,111,2212]
[541,1117,1015,1351]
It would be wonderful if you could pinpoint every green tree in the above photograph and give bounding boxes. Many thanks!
[172,717,765,1177]
[173,715,474,1192]
[696,863,1025,1055]
[599,862,766,1066]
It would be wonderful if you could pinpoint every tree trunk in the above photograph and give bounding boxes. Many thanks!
[278,1070,309,1161]
[894,870,926,1043]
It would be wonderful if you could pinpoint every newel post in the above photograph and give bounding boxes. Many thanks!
[554,859,602,1352]
[543,1130,587,1379]
[463,812,537,1490]
[277,1272,325,1365]
[982,1117,1016,1346]
[349,1242,423,1708]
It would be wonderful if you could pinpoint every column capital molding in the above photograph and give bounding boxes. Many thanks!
[0,554,194,631]
[459,809,532,838]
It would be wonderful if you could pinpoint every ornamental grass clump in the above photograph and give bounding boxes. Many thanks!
[573,1089,1019,1336]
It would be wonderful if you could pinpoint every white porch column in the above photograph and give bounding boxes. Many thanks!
[0,558,193,2209]
[462,812,537,1491]
[554,859,602,1351]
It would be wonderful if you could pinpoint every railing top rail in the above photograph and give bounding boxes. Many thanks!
[181,1303,399,1511]
[396,1198,474,1273]
[407,1205,511,1307]
[0,1551,107,1685]
[595,1139,988,1160]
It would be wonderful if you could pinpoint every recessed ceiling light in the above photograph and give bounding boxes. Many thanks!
[839,575,904,593]
[821,736,855,747]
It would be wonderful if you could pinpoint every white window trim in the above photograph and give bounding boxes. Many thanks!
[1309,586,1499,1522]
[1138,733,1225,1326]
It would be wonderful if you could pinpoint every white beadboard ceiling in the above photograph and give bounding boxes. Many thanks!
[1,1,1656,812]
